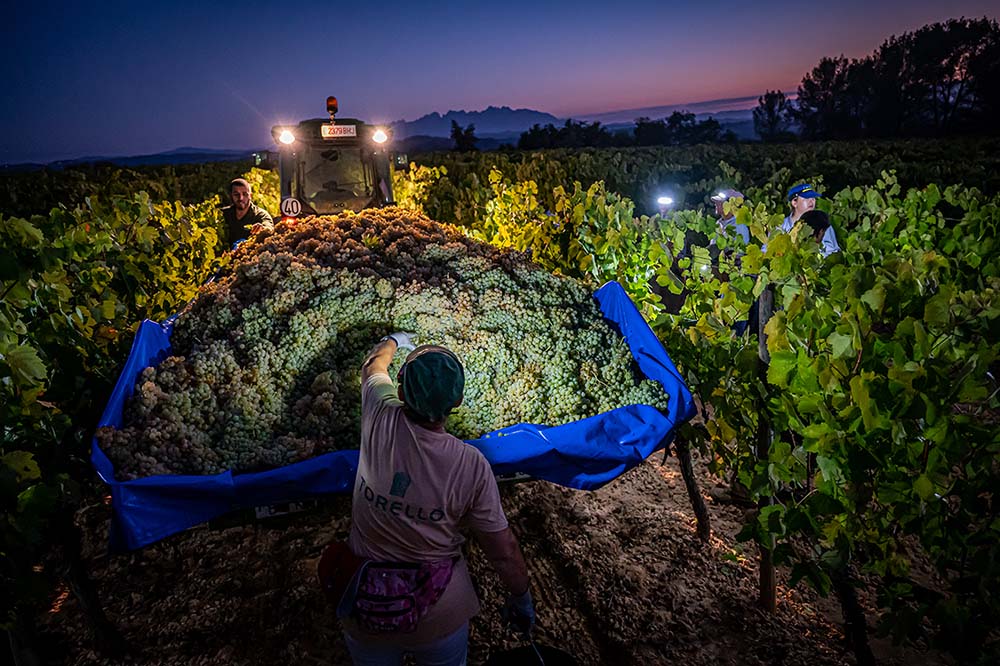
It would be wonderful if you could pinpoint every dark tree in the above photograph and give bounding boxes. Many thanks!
[907,18,998,132]
[517,120,617,149]
[450,120,478,152]
[791,17,1000,139]
[663,112,730,145]
[518,123,554,149]
[752,90,794,141]
[685,117,730,144]
[634,117,669,145]
[858,33,926,136]
[665,111,697,139]
[794,56,865,139]
[967,20,1000,130]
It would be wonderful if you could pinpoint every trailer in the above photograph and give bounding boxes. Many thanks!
[92,281,697,551]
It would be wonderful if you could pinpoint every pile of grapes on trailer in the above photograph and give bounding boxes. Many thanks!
[97,208,669,480]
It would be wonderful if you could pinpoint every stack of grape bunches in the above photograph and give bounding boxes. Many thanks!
[97,208,669,480]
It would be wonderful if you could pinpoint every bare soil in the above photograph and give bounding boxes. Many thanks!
[36,451,948,665]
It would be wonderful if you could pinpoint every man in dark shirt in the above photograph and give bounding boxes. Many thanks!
[221,178,273,247]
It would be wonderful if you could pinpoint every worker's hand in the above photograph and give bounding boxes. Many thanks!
[386,332,417,352]
[501,588,535,636]
[250,223,264,235]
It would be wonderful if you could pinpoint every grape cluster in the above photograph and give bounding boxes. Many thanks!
[97,208,670,479]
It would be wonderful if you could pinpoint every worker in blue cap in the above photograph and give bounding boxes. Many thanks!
[333,332,534,666]
[777,183,840,256]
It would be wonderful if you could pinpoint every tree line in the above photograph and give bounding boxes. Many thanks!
[449,112,736,152]
[755,17,1000,141]
[517,112,737,149]
[450,16,1000,151]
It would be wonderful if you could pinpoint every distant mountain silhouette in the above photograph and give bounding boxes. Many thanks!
[157,147,254,156]
[391,101,759,145]
[391,106,562,139]
[4,97,768,168]
[4,148,258,171]
[576,94,785,125]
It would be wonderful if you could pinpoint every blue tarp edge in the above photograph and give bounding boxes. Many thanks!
[92,280,693,550]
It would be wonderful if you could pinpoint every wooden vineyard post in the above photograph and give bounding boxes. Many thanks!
[53,512,127,658]
[673,436,711,542]
[756,286,777,612]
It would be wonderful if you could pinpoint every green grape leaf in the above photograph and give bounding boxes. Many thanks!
[923,287,953,328]
[742,244,763,274]
[866,189,883,209]
[764,311,790,353]
[816,455,844,486]
[827,331,854,360]
[789,561,832,596]
[802,422,832,441]
[765,233,792,258]
[957,378,987,402]
[767,350,797,388]
[924,183,941,208]
[1,451,41,483]
[101,298,117,320]
[849,374,879,431]
[913,475,934,501]
[758,504,785,535]
[4,217,44,245]
[861,285,886,314]
[3,345,48,386]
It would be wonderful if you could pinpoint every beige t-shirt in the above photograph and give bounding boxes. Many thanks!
[345,373,508,644]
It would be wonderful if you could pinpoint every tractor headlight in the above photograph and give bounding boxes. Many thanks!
[372,128,388,144]
[278,129,295,145]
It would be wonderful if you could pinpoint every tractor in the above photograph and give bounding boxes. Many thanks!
[269,96,404,218]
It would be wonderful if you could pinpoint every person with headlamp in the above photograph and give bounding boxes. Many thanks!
[777,183,840,256]
[335,332,534,666]
[710,188,751,247]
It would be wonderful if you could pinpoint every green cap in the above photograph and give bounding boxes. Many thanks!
[400,347,465,423]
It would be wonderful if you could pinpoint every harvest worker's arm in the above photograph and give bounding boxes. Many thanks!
[476,527,530,596]
[362,332,416,383]
[478,526,535,632]
[250,208,274,235]
[362,339,397,383]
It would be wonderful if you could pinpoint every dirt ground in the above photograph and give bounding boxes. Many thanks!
[36,451,948,665]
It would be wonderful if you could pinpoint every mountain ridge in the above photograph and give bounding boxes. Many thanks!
[390,106,562,138]
[2,97,764,169]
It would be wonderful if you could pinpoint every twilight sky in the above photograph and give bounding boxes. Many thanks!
[2,0,997,164]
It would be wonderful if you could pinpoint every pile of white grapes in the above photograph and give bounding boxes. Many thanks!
[97,208,670,479]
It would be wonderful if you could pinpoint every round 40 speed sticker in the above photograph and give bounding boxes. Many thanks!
[280,197,302,217]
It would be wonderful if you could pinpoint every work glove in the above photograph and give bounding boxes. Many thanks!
[501,588,535,636]
[384,332,417,352]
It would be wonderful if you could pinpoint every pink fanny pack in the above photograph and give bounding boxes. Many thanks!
[354,557,456,634]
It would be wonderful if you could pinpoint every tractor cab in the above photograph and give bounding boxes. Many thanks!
[271,96,400,218]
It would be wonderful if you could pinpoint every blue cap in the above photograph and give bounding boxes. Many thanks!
[787,183,821,201]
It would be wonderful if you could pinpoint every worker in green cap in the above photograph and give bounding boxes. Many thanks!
[338,332,534,666]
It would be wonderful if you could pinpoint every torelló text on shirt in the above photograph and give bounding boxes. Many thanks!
[358,475,446,523]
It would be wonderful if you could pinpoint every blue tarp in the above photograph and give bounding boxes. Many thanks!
[92,281,695,550]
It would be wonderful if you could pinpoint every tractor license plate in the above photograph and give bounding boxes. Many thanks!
[321,124,357,138]
[253,500,312,519]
